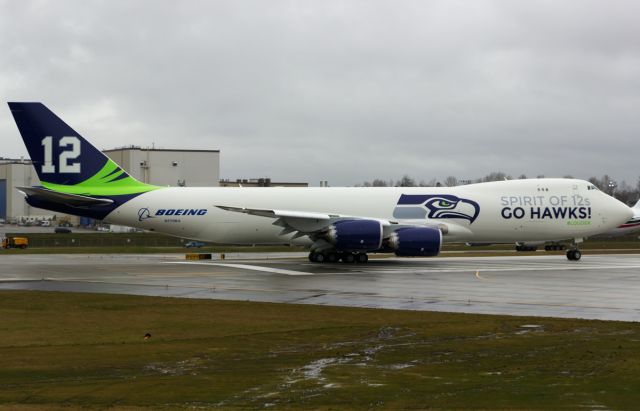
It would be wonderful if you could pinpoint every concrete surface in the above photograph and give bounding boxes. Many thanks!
[1,252,639,321]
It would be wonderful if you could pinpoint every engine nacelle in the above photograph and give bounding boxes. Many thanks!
[326,220,383,251]
[389,227,442,257]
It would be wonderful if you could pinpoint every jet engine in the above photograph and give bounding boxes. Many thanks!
[388,227,442,257]
[325,220,383,251]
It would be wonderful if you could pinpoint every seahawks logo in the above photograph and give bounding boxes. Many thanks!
[393,194,480,224]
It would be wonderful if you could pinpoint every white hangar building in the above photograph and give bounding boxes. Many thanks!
[103,146,220,187]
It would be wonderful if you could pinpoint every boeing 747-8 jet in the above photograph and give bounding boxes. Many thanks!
[8,102,633,262]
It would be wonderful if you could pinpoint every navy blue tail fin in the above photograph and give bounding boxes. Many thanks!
[8,102,121,186]
[9,102,158,220]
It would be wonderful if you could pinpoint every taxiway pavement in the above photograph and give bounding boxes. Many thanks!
[1,253,639,321]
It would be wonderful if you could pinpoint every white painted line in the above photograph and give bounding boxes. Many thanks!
[374,264,640,275]
[0,278,40,282]
[161,260,640,277]
[165,261,314,276]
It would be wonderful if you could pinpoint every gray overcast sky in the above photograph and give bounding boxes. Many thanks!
[1,0,639,186]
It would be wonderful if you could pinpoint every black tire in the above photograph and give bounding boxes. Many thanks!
[573,250,582,261]
[567,250,578,261]
[326,252,338,263]
[308,252,316,262]
[544,245,550,251]
[356,253,368,263]
[341,253,355,264]
[314,253,325,263]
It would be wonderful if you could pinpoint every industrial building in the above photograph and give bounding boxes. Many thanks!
[0,158,47,222]
[104,146,220,187]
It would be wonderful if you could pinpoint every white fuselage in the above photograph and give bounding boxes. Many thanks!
[104,178,632,247]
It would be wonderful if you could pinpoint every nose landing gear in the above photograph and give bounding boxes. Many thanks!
[566,249,582,261]
[566,238,583,261]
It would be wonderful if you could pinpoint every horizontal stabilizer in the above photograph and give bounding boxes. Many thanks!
[17,186,114,208]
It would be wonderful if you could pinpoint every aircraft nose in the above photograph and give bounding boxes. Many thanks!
[607,196,634,225]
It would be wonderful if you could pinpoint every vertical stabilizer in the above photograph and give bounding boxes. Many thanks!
[8,102,156,196]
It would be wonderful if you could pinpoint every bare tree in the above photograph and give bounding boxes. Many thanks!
[419,178,438,187]
[443,176,458,187]
[588,176,601,189]
[396,175,416,187]
[481,171,510,182]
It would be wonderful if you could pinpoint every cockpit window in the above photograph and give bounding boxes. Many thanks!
[587,185,599,191]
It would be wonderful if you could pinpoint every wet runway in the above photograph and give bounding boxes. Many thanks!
[1,252,640,321]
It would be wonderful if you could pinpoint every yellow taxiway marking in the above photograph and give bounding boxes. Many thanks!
[475,270,491,281]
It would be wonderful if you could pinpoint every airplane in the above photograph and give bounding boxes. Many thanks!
[7,102,634,262]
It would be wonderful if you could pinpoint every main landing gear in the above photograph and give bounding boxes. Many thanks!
[308,251,369,264]
[515,244,537,252]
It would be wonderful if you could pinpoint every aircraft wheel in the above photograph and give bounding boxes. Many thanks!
[326,252,339,263]
[566,249,582,261]
[544,245,550,251]
[309,251,326,263]
[341,253,356,264]
[356,253,368,264]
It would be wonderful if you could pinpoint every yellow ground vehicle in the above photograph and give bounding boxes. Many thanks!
[1,237,29,249]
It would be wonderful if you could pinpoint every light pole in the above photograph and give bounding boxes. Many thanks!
[608,181,617,197]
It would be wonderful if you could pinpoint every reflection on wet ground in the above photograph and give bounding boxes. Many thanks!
[1,253,640,321]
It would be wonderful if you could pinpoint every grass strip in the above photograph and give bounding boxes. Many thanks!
[0,291,639,410]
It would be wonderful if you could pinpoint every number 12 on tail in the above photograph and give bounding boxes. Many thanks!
[41,136,81,173]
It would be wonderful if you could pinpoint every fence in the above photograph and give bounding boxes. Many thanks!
[5,232,191,248]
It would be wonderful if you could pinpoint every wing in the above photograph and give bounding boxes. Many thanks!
[214,205,461,240]
[216,205,356,238]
